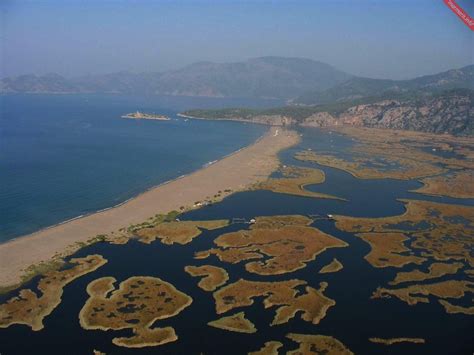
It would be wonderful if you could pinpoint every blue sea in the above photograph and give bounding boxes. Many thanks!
[0,94,279,242]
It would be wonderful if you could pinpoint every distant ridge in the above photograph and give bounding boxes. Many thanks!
[0,57,351,99]
[3,58,473,105]
[294,65,474,105]
[182,89,474,136]
[150,57,351,98]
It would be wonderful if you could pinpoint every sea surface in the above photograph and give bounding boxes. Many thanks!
[0,94,278,242]
[0,127,472,354]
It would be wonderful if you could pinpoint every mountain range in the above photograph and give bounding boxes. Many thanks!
[0,57,350,99]
[2,57,473,104]
[3,56,473,135]
[294,65,474,105]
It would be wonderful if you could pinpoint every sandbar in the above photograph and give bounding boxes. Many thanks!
[0,127,299,289]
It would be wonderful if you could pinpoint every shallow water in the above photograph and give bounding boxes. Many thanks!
[0,124,472,354]
[0,94,277,241]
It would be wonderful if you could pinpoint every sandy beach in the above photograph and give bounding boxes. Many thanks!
[0,127,299,289]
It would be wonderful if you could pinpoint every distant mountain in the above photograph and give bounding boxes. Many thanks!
[4,59,473,104]
[153,57,351,98]
[72,71,163,94]
[295,65,474,105]
[0,73,77,94]
[182,89,474,136]
[0,72,163,95]
[0,57,351,99]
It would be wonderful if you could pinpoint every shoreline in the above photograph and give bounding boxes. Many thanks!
[177,113,270,126]
[1,130,269,246]
[0,126,300,289]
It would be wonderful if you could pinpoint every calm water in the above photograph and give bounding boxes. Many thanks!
[0,127,472,354]
[0,94,279,241]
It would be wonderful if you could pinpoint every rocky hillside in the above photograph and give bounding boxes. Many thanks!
[295,65,474,105]
[336,91,473,134]
[0,73,77,94]
[182,89,474,136]
[0,57,350,99]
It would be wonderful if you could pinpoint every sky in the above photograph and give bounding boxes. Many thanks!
[1,0,473,80]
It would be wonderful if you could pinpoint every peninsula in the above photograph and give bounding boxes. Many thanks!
[0,127,299,290]
[122,111,170,120]
[179,89,474,136]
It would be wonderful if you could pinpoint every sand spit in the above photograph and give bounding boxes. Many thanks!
[0,127,299,289]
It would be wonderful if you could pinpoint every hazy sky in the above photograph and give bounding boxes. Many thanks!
[1,0,473,79]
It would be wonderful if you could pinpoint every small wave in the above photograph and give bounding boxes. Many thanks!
[203,160,217,167]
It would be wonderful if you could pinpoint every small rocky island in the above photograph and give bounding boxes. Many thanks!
[121,111,170,121]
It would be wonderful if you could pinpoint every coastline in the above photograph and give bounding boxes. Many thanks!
[3,130,268,246]
[0,126,300,289]
[177,113,270,126]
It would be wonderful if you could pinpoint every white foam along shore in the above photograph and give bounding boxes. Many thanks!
[0,126,300,289]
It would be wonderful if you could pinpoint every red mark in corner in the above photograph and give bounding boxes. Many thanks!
[444,0,474,30]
